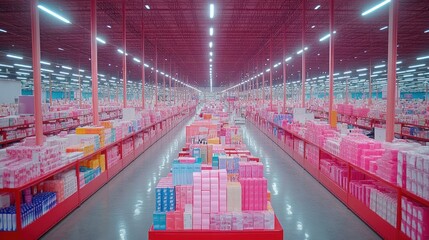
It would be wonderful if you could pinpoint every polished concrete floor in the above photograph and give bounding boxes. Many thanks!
[42,118,381,240]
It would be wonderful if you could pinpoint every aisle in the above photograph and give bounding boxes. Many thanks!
[241,122,381,240]
[42,116,195,240]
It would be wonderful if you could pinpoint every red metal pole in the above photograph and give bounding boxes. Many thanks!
[269,39,273,110]
[301,0,306,108]
[169,60,172,105]
[122,0,127,108]
[328,0,334,125]
[31,0,43,146]
[141,3,145,109]
[386,0,398,142]
[155,38,158,107]
[163,60,166,103]
[369,60,372,105]
[262,60,265,106]
[90,0,99,125]
[49,74,52,106]
[283,25,287,113]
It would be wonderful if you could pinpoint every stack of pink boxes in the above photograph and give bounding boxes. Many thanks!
[401,197,429,240]
[238,162,267,211]
[305,143,319,167]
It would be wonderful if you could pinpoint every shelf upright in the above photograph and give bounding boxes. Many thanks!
[301,0,306,108]
[90,0,99,125]
[328,0,335,127]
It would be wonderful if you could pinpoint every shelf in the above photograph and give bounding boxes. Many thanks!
[348,195,398,240]
[318,172,348,204]
[303,160,319,180]
[400,133,429,142]
[107,162,122,180]
[79,171,108,202]
[148,215,283,240]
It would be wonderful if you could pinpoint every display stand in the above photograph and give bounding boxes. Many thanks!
[148,216,283,240]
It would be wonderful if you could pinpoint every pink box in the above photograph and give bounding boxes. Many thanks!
[202,213,210,229]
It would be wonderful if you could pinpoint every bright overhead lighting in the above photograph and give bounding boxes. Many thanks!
[79,69,85,72]
[6,54,23,60]
[209,58,212,62]
[0,29,7,33]
[17,77,27,80]
[96,37,106,44]
[107,25,112,28]
[311,25,316,29]
[403,74,414,78]
[58,48,64,51]
[0,75,8,78]
[314,5,321,10]
[72,74,83,77]
[356,68,367,72]
[210,4,214,19]
[14,64,31,68]
[40,61,51,65]
[333,73,340,76]
[41,68,53,72]
[133,57,141,63]
[344,71,352,74]
[37,5,71,24]
[379,26,388,30]
[56,77,65,80]
[359,73,367,77]
[145,5,150,10]
[361,0,391,16]
[209,42,213,48]
[424,30,429,33]
[62,66,72,70]
[285,57,292,62]
[16,71,30,75]
[144,63,149,67]
[117,49,125,54]
[18,69,33,72]
[296,47,308,54]
[374,64,385,68]
[209,27,214,36]
[209,52,213,56]
[408,64,426,68]
[59,71,69,75]
[0,64,13,68]
[319,31,336,42]
[416,55,429,60]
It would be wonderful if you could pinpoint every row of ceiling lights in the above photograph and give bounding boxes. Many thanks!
[0,2,201,93]
[223,0,429,93]
[209,3,214,92]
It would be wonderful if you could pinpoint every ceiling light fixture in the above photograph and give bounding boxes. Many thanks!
[58,48,64,51]
[40,61,51,65]
[6,54,23,60]
[311,25,315,29]
[96,37,106,44]
[107,25,111,28]
[0,29,7,33]
[344,71,352,74]
[356,68,368,72]
[314,5,321,10]
[374,64,385,68]
[296,47,308,54]
[62,66,72,70]
[319,31,336,42]
[408,64,426,68]
[133,57,141,63]
[416,55,429,60]
[424,29,429,33]
[209,4,214,19]
[41,68,53,72]
[0,64,13,68]
[209,42,213,48]
[379,26,388,30]
[14,64,32,68]
[37,5,71,24]
[361,0,391,16]
[209,27,214,36]
[209,52,213,56]
[145,5,150,10]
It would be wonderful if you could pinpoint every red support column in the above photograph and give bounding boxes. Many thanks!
[169,60,172,105]
[49,74,52,106]
[122,0,127,108]
[368,60,372,105]
[262,60,265,105]
[163,60,166,103]
[386,0,398,142]
[141,3,145,109]
[155,38,158,107]
[90,0,99,125]
[301,0,306,108]
[269,39,273,110]
[283,25,287,113]
[31,0,43,146]
[328,0,335,125]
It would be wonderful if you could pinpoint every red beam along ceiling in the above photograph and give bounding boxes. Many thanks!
[0,0,428,93]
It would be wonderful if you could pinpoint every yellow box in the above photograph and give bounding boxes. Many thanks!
[99,155,106,172]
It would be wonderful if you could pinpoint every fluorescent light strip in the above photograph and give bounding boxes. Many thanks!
[14,64,31,68]
[416,55,429,60]
[425,30,429,34]
[210,4,214,18]
[79,69,85,72]
[17,77,27,80]
[0,29,7,33]
[296,47,308,54]
[319,31,336,42]
[344,71,352,74]
[40,61,51,65]
[379,26,388,30]
[59,71,69,75]
[41,68,53,72]
[408,64,426,68]
[361,0,391,16]
[314,5,321,10]
[133,57,141,63]
[37,5,71,24]
[209,27,213,36]
[62,66,72,70]
[285,56,292,62]
[6,54,23,60]
[209,42,213,48]
[145,5,150,10]
[0,64,14,68]
[374,64,385,68]
[356,68,368,72]
[96,37,106,44]
[16,72,30,75]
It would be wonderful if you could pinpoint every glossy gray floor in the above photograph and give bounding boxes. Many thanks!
[42,119,381,240]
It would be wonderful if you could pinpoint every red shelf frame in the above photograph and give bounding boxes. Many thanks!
[0,106,197,239]
[148,215,283,240]
[247,113,429,240]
